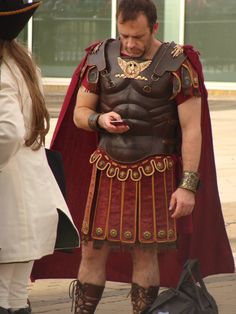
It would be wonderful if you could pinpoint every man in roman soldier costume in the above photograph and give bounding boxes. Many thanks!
[70,0,203,310]
[32,0,234,313]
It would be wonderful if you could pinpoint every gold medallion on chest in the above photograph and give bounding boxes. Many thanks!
[115,57,151,81]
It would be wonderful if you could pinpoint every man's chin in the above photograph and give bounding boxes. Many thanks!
[123,48,142,57]
[127,52,143,58]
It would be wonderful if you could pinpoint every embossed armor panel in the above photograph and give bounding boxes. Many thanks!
[89,40,186,162]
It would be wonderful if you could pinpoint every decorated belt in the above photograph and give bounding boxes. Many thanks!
[89,149,176,182]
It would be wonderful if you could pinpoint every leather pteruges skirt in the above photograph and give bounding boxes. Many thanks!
[82,149,181,250]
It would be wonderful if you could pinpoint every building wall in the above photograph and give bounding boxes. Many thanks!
[21,0,236,91]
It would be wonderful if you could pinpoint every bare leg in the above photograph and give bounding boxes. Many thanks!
[78,241,110,285]
[132,246,159,287]
[130,246,159,314]
[69,241,110,313]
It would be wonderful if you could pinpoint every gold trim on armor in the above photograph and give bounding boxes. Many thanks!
[163,169,169,229]
[138,180,142,241]
[116,57,151,80]
[134,181,138,242]
[182,60,199,89]
[152,175,157,241]
[143,85,152,93]
[178,170,200,193]
[90,42,103,54]
[171,45,184,58]
[155,166,177,243]
[95,227,103,236]
[124,231,133,239]
[97,160,106,170]
[110,229,118,238]
[143,231,152,240]
[120,180,136,243]
[82,221,89,234]
[168,229,175,239]
[170,165,177,239]
[81,165,98,235]
[163,170,169,239]
[86,149,178,245]
[158,230,166,239]
[170,71,182,100]
[90,149,175,182]
[120,180,125,240]
[105,177,114,240]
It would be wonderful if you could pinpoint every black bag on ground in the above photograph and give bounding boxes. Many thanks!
[142,259,218,314]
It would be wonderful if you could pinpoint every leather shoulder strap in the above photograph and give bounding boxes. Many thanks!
[153,41,187,76]
[86,38,118,71]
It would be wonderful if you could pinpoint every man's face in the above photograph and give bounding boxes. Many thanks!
[117,13,156,58]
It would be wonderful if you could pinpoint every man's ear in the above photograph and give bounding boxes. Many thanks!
[153,23,159,34]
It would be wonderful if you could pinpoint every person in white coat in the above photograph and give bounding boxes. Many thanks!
[0,1,80,313]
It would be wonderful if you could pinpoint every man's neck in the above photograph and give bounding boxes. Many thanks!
[143,39,162,60]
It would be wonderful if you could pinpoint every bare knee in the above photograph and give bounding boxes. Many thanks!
[78,242,110,283]
[132,247,159,286]
[132,247,158,268]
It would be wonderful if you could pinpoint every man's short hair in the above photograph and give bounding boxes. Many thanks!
[117,0,158,32]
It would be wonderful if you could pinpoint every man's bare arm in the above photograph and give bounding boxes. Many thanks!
[170,96,202,218]
[178,96,202,172]
[73,86,99,131]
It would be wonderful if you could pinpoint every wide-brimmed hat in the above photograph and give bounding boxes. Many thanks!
[0,0,41,40]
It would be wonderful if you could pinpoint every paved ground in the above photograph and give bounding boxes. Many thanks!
[29,274,236,314]
[31,103,236,314]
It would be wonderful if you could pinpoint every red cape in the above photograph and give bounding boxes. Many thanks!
[32,43,234,286]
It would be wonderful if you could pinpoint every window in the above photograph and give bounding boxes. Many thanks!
[185,0,236,82]
[33,0,112,77]
[152,0,164,41]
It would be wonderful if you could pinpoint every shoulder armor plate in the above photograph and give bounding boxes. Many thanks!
[87,38,115,71]
[153,41,187,76]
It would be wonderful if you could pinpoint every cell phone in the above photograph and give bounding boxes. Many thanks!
[110,119,127,126]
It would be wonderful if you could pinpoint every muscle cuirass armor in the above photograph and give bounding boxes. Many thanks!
[87,40,187,163]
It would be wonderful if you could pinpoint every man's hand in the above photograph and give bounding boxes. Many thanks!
[98,111,129,133]
[169,188,195,218]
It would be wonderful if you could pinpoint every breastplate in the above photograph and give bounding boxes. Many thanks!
[88,40,185,163]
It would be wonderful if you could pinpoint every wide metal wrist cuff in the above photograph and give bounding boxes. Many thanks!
[88,113,102,131]
[178,171,200,193]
